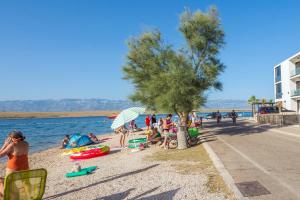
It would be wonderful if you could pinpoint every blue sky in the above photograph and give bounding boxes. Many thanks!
[0,0,300,101]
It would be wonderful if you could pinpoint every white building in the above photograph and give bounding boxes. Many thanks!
[274,52,300,113]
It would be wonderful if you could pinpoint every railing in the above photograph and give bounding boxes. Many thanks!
[290,68,300,77]
[291,89,300,97]
[276,92,282,99]
[275,76,281,82]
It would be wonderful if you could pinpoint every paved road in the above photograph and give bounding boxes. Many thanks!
[202,119,300,200]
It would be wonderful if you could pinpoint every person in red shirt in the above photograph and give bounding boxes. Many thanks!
[145,115,151,130]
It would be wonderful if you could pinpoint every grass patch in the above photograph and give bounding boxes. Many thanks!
[207,173,236,200]
[171,163,211,174]
[145,144,212,163]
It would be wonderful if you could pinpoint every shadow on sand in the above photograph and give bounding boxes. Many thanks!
[44,164,159,200]
[95,186,180,200]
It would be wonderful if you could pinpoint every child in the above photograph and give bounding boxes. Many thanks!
[145,116,151,131]
[61,135,70,149]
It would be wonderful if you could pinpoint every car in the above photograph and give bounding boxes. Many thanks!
[258,106,279,114]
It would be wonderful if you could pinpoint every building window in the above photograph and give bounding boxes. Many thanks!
[275,65,281,82]
[296,62,300,76]
[276,83,282,99]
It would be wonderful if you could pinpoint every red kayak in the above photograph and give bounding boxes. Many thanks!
[107,115,117,119]
[70,147,110,160]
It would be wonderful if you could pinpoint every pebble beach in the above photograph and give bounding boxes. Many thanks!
[0,131,234,200]
[1,130,233,200]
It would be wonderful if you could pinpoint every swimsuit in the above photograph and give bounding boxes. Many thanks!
[7,154,29,171]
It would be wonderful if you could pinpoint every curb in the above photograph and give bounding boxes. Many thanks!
[202,140,248,200]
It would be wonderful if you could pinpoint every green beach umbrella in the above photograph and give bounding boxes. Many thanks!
[111,107,146,130]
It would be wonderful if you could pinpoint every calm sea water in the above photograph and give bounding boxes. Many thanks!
[0,111,251,154]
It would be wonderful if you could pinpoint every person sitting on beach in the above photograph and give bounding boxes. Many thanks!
[61,134,70,149]
[0,131,29,197]
[129,120,136,132]
[149,127,161,144]
[88,133,100,143]
[134,124,143,132]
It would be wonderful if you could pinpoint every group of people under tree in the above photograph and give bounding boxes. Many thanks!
[116,110,240,150]
[145,114,174,149]
[114,113,175,149]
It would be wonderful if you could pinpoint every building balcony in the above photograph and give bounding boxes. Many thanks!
[291,89,300,97]
[290,68,300,79]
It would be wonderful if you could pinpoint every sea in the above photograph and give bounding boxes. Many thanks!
[0,111,252,154]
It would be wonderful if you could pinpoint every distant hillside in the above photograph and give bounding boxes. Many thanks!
[203,99,250,109]
[0,99,139,112]
[0,99,250,112]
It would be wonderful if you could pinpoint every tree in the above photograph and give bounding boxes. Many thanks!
[123,6,225,149]
[248,95,257,116]
[261,98,267,105]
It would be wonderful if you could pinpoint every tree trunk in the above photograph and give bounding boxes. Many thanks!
[177,112,188,149]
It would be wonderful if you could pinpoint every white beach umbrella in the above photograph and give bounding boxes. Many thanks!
[111,107,146,130]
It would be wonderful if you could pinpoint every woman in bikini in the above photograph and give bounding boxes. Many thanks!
[0,131,29,197]
[115,125,129,148]
[160,114,173,149]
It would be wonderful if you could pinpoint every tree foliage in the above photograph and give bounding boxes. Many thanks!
[248,95,257,105]
[123,6,225,122]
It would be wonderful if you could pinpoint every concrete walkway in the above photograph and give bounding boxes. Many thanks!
[202,119,300,200]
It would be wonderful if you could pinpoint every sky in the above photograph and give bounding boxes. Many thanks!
[0,0,300,101]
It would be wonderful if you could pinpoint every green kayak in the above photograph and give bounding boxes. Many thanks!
[128,143,142,149]
[128,137,147,144]
[66,166,97,178]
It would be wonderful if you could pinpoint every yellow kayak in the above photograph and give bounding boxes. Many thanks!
[62,144,104,156]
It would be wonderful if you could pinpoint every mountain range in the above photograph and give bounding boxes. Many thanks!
[0,99,250,112]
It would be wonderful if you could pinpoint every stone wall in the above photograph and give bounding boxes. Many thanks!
[256,113,300,125]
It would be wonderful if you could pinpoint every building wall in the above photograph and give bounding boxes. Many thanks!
[274,52,300,112]
[274,61,298,111]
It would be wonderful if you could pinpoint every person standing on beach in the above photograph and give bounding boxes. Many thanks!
[160,114,173,149]
[116,125,128,148]
[151,114,157,128]
[230,110,237,125]
[0,131,29,196]
[145,115,151,131]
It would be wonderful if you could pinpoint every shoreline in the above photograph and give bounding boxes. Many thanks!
[0,110,120,119]
[0,109,251,119]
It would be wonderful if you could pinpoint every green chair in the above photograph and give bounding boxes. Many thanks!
[3,168,47,200]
